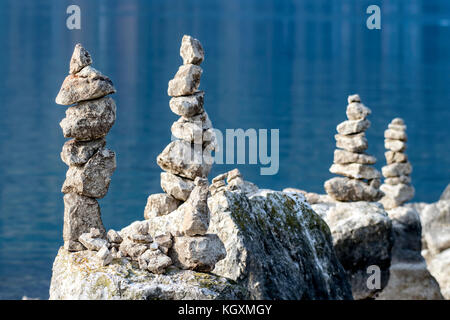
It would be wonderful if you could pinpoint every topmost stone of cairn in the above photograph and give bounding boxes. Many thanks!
[70,43,92,74]
[180,35,204,66]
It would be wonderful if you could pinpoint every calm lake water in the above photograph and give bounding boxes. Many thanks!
[0,0,449,299]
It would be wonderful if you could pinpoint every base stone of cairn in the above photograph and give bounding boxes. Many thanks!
[324,94,383,202]
[379,118,415,210]
[55,44,117,252]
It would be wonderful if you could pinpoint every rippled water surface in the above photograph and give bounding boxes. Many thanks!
[0,0,449,299]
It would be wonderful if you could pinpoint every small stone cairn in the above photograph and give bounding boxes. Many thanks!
[324,94,383,202]
[379,118,414,209]
[56,44,117,253]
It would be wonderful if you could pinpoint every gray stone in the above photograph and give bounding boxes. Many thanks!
[61,138,106,166]
[208,187,353,300]
[382,162,412,178]
[337,119,370,135]
[79,232,108,251]
[385,151,408,164]
[312,201,393,299]
[171,118,204,144]
[69,44,92,74]
[63,193,105,251]
[157,140,213,180]
[346,102,371,120]
[333,150,376,165]
[96,245,113,266]
[335,133,368,153]
[143,193,181,219]
[59,97,116,141]
[329,163,381,180]
[154,233,173,255]
[440,184,450,201]
[384,129,407,141]
[62,148,116,199]
[421,200,450,255]
[169,91,204,117]
[160,172,195,201]
[167,64,202,97]
[170,234,226,272]
[139,249,172,274]
[55,66,116,105]
[426,249,450,299]
[347,94,361,104]
[118,238,149,259]
[180,35,204,65]
[324,177,383,202]
[384,175,411,185]
[385,139,406,152]
[380,184,415,210]
[107,230,122,244]
[181,178,210,236]
[49,248,247,300]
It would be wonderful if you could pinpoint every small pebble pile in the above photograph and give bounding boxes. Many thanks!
[379,118,414,209]
[324,94,383,202]
[56,44,117,252]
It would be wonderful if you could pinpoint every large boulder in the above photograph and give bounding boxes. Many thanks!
[207,179,353,300]
[311,201,393,299]
[49,248,246,300]
[375,206,443,300]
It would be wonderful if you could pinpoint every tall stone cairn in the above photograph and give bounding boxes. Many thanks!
[55,44,117,251]
[143,35,224,272]
[324,94,383,202]
[379,118,414,209]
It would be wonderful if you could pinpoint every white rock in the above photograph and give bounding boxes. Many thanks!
[384,129,407,141]
[61,138,106,166]
[385,139,406,152]
[169,91,204,117]
[380,184,415,209]
[107,230,122,244]
[335,133,368,153]
[180,35,204,65]
[385,151,408,164]
[79,232,108,251]
[69,44,92,74]
[346,102,371,120]
[143,193,181,218]
[382,162,412,177]
[333,150,376,165]
[337,119,370,135]
[329,163,381,180]
[167,64,202,97]
[160,172,195,202]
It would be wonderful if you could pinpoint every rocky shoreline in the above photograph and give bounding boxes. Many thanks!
[49,36,449,300]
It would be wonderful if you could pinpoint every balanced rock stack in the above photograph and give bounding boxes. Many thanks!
[55,44,117,252]
[379,118,414,209]
[142,35,225,273]
[324,94,383,202]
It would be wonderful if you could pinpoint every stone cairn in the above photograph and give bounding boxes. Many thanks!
[324,94,383,202]
[56,44,117,255]
[138,35,224,272]
[379,118,414,209]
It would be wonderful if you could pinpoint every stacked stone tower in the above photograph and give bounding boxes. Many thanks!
[55,44,117,251]
[144,35,214,218]
[379,118,414,209]
[142,35,224,272]
[324,94,383,202]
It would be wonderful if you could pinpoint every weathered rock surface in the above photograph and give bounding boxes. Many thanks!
[329,163,381,180]
[157,140,212,180]
[169,91,204,118]
[167,64,202,97]
[49,248,247,300]
[421,200,450,256]
[333,150,376,165]
[380,184,415,210]
[335,133,368,153]
[208,180,353,300]
[143,193,181,219]
[55,66,116,105]
[62,148,116,199]
[180,35,204,65]
[337,119,370,135]
[375,206,443,300]
[59,97,116,141]
[160,172,195,201]
[61,138,106,166]
[63,193,105,251]
[70,43,92,74]
[324,177,383,202]
[346,102,371,120]
[311,201,393,299]
[440,184,450,201]
[180,178,210,236]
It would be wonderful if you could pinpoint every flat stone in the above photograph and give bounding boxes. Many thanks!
[337,119,370,135]
[347,94,361,104]
[385,139,406,152]
[384,175,411,185]
[55,66,116,105]
[107,230,122,244]
[384,129,407,141]
[79,232,108,251]
[180,35,204,65]
[167,64,202,97]
[143,193,181,219]
[154,233,173,255]
[333,150,376,165]
[157,140,213,180]
[324,177,384,202]
[69,44,92,74]
[335,133,368,153]
[391,118,404,125]
[330,163,381,180]
[63,193,106,251]
[141,249,173,274]
[160,172,195,201]
[380,184,415,209]
[181,178,210,236]
[346,102,371,120]
[62,148,116,199]
[170,234,226,272]
[385,151,408,164]
[119,238,149,259]
[171,118,203,144]
[61,138,106,166]
[388,123,407,131]
[59,96,116,141]
[169,91,204,117]
[382,162,412,177]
